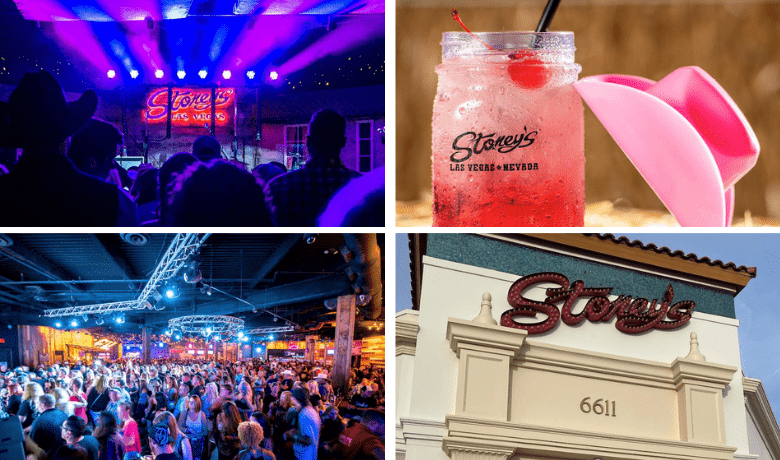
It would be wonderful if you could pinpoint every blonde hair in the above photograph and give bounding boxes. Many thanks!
[23,382,43,402]
[94,374,108,394]
[53,388,72,414]
[237,421,264,448]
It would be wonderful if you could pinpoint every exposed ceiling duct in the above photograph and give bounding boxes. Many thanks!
[342,233,383,319]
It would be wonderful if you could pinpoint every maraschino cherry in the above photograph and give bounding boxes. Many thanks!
[452,10,549,89]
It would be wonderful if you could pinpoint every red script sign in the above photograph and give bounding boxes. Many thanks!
[143,87,235,127]
[501,272,695,334]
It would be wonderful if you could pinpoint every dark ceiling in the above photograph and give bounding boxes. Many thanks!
[0,233,384,339]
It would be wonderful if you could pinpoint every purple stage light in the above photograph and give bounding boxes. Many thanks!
[246,70,256,80]
[155,69,164,78]
[222,70,232,79]
[269,71,279,81]
[107,69,116,78]
[274,16,383,79]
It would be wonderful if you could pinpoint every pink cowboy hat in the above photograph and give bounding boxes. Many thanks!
[574,66,759,227]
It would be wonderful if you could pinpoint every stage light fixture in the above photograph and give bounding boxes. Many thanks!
[165,330,172,336]
[270,71,279,81]
[222,70,232,80]
[198,69,208,79]
[269,335,275,341]
[130,70,139,79]
[241,336,248,342]
[206,327,212,335]
[107,70,116,79]
[163,280,180,299]
[115,314,125,324]
[175,334,181,340]
[158,342,164,348]
[155,69,164,79]
[177,70,186,79]
[95,317,104,325]
[70,319,78,327]
[82,314,89,322]
[214,335,221,341]
[238,332,244,338]
[55,321,62,328]
[255,347,261,353]
[246,71,255,80]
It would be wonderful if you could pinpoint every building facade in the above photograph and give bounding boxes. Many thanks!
[397,234,780,460]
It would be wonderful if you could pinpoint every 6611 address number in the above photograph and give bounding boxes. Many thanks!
[580,397,616,417]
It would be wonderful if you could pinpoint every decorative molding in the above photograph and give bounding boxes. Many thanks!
[743,377,780,460]
[447,318,526,359]
[400,417,448,445]
[671,357,737,390]
[396,310,419,356]
[443,414,737,460]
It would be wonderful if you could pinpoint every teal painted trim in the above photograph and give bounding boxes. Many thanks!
[426,234,736,319]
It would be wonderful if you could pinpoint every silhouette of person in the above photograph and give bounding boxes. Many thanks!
[263,109,361,226]
[0,71,137,226]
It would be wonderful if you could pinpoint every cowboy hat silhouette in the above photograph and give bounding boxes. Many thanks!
[0,70,97,149]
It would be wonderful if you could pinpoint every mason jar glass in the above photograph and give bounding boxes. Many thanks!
[432,31,584,227]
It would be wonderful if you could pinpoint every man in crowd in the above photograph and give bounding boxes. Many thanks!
[30,394,68,457]
[333,410,384,460]
[264,109,361,226]
[0,70,137,225]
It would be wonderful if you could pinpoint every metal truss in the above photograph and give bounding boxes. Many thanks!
[244,326,295,334]
[43,233,210,318]
[168,315,244,336]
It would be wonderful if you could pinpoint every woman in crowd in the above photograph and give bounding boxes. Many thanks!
[18,382,44,431]
[235,382,253,421]
[118,401,141,455]
[88,375,108,426]
[70,378,89,424]
[236,421,276,460]
[202,382,218,415]
[216,401,242,460]
[93,411,124,460]
[178,395,208,460]
[154,411,192,460]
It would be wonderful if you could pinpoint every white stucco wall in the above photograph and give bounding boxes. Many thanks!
[400,255,751,459]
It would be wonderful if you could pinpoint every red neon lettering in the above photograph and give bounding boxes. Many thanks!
[143,88,235,127]
[502,272,695,335]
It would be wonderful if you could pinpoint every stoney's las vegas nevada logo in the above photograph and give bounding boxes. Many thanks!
[500,272,695,334]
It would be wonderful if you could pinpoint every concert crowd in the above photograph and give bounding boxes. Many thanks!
[0,358,384,460]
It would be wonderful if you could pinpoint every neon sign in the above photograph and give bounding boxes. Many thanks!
[501,272,695,334]
[143,87,235,127]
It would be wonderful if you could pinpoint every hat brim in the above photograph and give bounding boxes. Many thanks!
[576,76,727,227]
[62,89,98,140]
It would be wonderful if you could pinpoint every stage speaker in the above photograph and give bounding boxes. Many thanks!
[0,415,25,460]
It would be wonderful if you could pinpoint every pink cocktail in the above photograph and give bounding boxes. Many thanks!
[432,32,584,227]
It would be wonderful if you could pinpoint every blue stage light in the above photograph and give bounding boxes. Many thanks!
[222,70,232,80]
[246,70,255,80]
[198,69,208,79]
[55,321,62,328]
[70,319,78,327]
[130,70,139,79]
[177,70,186,79]
[107,70,116,79]
[155,69,164,79]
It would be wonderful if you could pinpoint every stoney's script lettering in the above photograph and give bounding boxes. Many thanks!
[500,272,695,334]
[450,126,537,162]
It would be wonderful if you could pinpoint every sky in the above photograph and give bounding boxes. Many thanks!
[396,232,780,413]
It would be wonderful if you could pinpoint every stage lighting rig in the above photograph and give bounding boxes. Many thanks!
[244,326,295,334]
[168,315,244,339]
[43,234,210,319]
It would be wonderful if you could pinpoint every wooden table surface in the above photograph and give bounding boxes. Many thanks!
[396,194,780,227]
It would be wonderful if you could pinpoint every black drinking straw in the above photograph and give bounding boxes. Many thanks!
[535,0,562,32]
